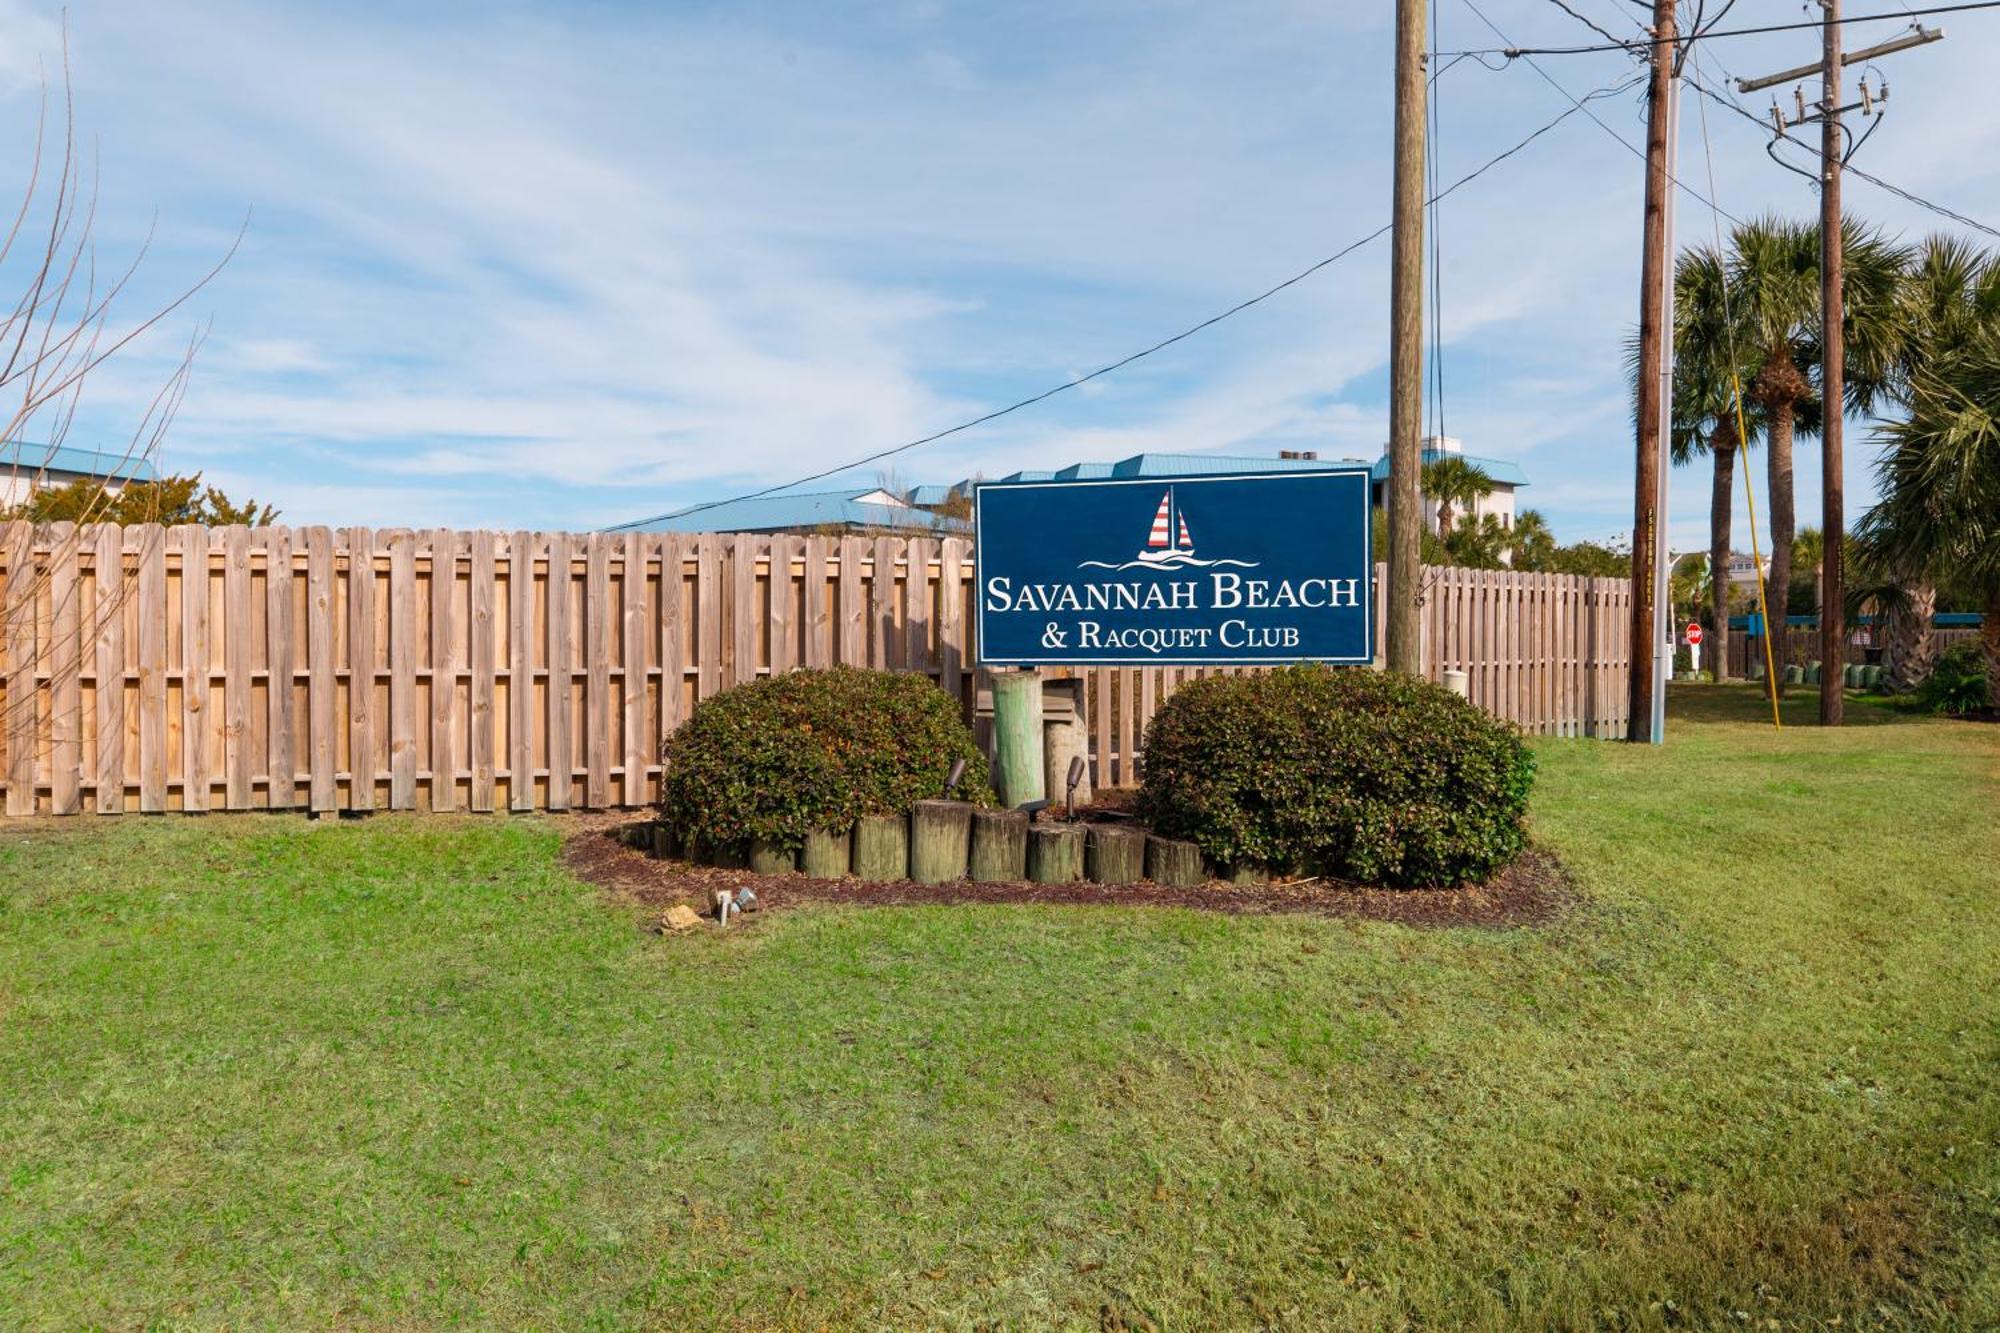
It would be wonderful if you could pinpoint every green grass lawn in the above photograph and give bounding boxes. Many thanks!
[2,687,1996,1330]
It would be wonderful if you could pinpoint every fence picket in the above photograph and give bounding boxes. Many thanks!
[937,537,964,709]
[696,535,720,701]
[179,527,211,812]
[509,531,536,812]
[869,536,895,670]
[47,523,80,815]
[2,523,34,814]
[657,534,687,752]
[93,524,126,813]
[769,534,799,677]
[344,528,374,812]
[804,535,831,669]
[621,531,648,807]
[428,530,461,812]
[838,537,865,666]
[546,532,573,811]
[222,526,253,807]
[469,530,497,812]
[389,530,418,810]
[585,533,612,808]
[265,528,295,808]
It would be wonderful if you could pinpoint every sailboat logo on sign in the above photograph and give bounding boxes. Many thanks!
[1077,486,1262,573]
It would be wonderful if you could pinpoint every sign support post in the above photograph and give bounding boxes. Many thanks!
[990,668,1046,809]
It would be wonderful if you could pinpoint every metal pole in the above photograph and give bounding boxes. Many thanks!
[1386,0,1426,676]
[1819,0,1846,726]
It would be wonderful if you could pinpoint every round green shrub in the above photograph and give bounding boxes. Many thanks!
[1135,665,1534,888]
[659,666,993,850]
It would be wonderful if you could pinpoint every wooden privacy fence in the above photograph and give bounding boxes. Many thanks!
[0,523,1633,816]
[1725,622,1981,676]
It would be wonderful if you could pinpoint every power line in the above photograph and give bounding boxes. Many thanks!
[1682,60,2000,240]
[612,88,1620,531]
[1845,162,2000,239]
[1544,0,1634,48]
[1429,0,1449,441]
[1434,0,2000,58]
[1457,0,1740,222]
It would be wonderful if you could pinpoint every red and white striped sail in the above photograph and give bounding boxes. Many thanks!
[1176,512,1193,549]
[1147,491,1173,548]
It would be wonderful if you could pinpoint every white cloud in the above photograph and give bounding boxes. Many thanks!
[0,0,1985,540]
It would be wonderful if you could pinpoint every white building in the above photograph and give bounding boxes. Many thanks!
[1368,435,1530,534]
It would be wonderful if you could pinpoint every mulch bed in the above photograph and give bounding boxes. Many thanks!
[560,817,1573,930]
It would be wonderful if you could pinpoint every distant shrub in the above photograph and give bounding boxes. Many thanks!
[659,667,992,850]
[1135,665,1534,888]
[1918,642,1990,716]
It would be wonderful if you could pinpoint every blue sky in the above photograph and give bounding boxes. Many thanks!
[5,0,1997,547]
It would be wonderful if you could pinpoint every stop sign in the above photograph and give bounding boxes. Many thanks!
[1686,622,1704,647]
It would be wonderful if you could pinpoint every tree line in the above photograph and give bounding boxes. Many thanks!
[1668,216,1997,705]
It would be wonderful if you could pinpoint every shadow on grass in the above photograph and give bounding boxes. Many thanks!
[1668,682,1922,730]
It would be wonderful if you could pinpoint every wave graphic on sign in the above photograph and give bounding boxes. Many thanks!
[1077,487,1262,572]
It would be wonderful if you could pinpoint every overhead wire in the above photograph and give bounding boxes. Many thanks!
[1432,0,2000,58]
[1683,57,2000,240]
[1544,0,1634,48]
[616,75,1629,531]
[1457,0,1742,223]
[1428,0,1449,443]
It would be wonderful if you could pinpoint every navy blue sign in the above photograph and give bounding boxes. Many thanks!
[974,468,1373,666]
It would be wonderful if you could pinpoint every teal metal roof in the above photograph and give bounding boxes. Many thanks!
[2,442,158,483]
[1367,448,1529,488]
[609,489,971,535]
[1106,452,1353,478]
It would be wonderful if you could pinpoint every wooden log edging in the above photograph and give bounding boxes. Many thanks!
[852,815,908,879]
[657,810,1220,891]
[1027,824,1084,884]
[968,809,1029,882]
[1085,825,1145,884]
[909,800,973,883]
[1146,835,1205,887]
[802,826,852,878]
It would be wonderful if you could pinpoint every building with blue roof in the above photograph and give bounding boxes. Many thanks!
[1,442,159,509]
[1365,437,1529,535]
[607,486,971,536]
[612,439,1528,537]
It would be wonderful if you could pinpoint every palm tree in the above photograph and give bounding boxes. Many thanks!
[1869,237,2000,689]
[1420,456,1493,537]
[1508,509,1558,572]
[1725,217,1907,691]
[1666,243,1764,682]
[1862,325,2000,707]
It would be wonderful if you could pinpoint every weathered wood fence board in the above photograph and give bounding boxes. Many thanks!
[0,523,1632,815]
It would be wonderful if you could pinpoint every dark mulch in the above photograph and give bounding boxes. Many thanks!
[559,817,1573,929]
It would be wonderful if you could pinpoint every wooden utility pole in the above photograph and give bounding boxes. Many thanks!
[1627,0,1677,742]
[1817,0,1846,726]
[1739,17,1945,725]
[1385,0,1425,676]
